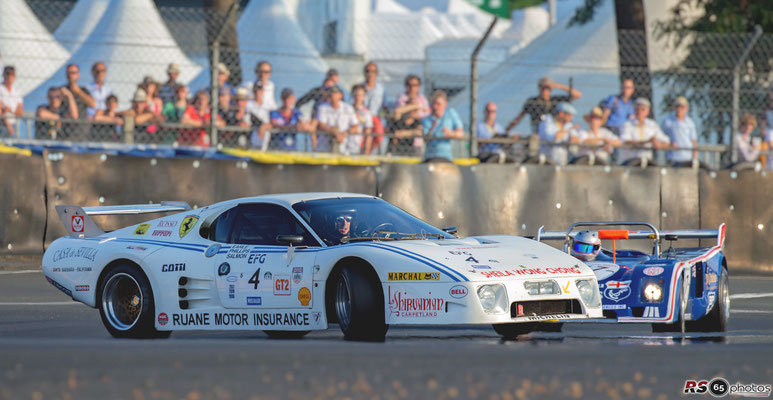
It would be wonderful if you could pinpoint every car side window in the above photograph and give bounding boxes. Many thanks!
[208,207,238,243]
[228,203,318,246]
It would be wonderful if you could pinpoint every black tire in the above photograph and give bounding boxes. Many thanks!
[335,265,388,341]
[693,267,729,332]
[263,330,310,339]
[652,271,689,333]
[492,323,537,339]
[98,264,170,339]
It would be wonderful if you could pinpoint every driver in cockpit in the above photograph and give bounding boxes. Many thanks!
[329,212,353,245]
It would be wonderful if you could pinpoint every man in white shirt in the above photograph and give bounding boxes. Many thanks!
[661,96,698,165]
[315,86,359,153]
[571,106,621,164]
[241,61,277,110]
[86,62,112,119]
[0,66,23,136]
[246,82,272,147]
[537,102,578,165]
[619,97,670,164]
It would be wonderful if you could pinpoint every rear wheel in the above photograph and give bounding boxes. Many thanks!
[694,267,729,332]
[264,330,310,339]
[492,323,537,339]
[335,265,388,341]
[99,264,170,339]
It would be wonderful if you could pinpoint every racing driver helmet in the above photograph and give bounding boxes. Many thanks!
[570,230,601,261]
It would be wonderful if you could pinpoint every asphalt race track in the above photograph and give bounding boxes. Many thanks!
[1,269,772,400]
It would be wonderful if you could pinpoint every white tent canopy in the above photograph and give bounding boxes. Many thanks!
[53,0,111,52]
[450,0,620,131]
[26,0,202,111]
[0,0,70,96]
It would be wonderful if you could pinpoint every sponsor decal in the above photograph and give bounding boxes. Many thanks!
[75,285,90,292]
[705,272,718,289]
[274,276,291,296]
[293,267,303,284]
[602,304,627,310]
[525,314,573,321]
[170,312,311,327]
[642,266,664,277]
[226,276,238,283]
[45,276,72,296]
[71,215,84,233]
[158,313,169,326]
[590,263,620,281]
[76,266,92,272]
[179,216,199,238]
[312,312,321,323]
[218,262,230,276]
[205,244,221,258]
[388,272,440,281]
[387,286,444,318]
[126,245,147,251]
[157,220,178,228]
[263,271,272,280]
[151,230,172,237]
[52,247,98,262]
[298,287,311,306]
[226,245,250,259]
[248,253,266,264]
[247,297,262,306]
[228,284,235,299]
[162,263,185,272]
[472,265,491,269]
[603,280,631,302]
[707,292,716,314]
[449,285,468,299]
[134,224,150,235]
[481,266,582,279]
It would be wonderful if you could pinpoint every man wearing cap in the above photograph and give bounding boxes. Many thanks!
[211,62,233,96]
[619,97,670,165]
[159,63,181,105]
[601,78,636,135]
[537,102,579,165]
[506,76,582,135]
[119,88,162,134]
[572,106,621,164]
[660,96,698,165]
[297,70,340,119]
[266,88,307,151]
[86,62,112,119]
[241,61,277,110]
[315,85,359,153]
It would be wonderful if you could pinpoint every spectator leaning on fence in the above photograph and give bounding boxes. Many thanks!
[421,90,464,163]
[86,62,112,119]
[180,90,223,147]
[314,86,359,153]
[121,89,162,133]
[141,76,163,117]
[247,81,272,147]
[297,73,337,119]
[36,86,76,139]
[60,64,95,138]
[241,61,277,110]
[0,66,23,136]
[159,63,181,105]
[348,84,374,156]
[537,102,578,165]
[600,78,635,135]
[476,102,506,158]
[161,85,188,123]
[572,106,620,165]
[268,88,306,152]
[92,94,122,139]
[661,96,698,166]
[506,76,582,135]
[360,62,386,119]
[392,75,431,156]
[734,113,760,164]
[619,97,670,165]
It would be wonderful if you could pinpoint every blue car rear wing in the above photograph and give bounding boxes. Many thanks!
[535,221,726,256]
[56,201,192,238]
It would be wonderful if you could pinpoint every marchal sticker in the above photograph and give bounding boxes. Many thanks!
[179,216,199,238]
[71,215,84,233]
[134,223,150,235]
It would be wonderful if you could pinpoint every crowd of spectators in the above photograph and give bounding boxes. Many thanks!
[1,58,771,165]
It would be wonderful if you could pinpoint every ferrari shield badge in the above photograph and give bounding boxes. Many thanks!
[179,216,200,238]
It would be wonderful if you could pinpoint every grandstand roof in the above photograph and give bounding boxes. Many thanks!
[53,0,110,52]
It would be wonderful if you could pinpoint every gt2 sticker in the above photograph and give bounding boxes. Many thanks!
[603,280,631,302]
[274,276,291,296]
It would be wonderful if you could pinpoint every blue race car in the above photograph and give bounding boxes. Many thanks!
[537,221,728,333]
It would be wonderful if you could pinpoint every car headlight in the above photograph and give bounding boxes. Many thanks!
[643,283,663,302]
[575,278,601,308]
[524,280,560,295]
[477,284,508,314]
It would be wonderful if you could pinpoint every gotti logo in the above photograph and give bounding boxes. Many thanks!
[162,263,185,272]
[388,272,440,281]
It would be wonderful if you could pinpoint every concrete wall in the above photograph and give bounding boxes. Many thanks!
[3,152,772,274]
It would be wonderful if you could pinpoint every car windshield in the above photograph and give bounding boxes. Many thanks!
[292,197,454,246]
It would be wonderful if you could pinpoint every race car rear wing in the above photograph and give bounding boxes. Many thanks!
[56,201,192,238]
[535,221,726,256]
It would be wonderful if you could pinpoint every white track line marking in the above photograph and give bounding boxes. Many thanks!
[733,309,773,314]
[0,270,41,275]
[0,302,79,306]
[730,293,773,300]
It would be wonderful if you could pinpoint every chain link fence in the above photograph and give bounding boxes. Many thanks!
[2,1,772,167]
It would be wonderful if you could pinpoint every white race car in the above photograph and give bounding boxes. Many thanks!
[43,193,602,340]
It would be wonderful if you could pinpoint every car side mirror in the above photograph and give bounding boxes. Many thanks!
[277,234,304,246]
[442,226,458,235]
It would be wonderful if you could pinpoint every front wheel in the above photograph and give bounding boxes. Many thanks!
[98,264,170,339]
[694,267,729,332]
[335,265,388,341]
[492,323,537,339]
[652,270,689,333]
